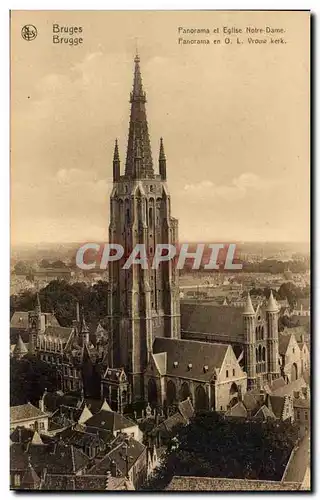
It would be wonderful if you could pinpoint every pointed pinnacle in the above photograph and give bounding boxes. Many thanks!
[159,137,166,160]
[243,293,255,315]
[113,138,120,162]
[266,290,278,312]
[132,54,144,98]
[35,292,41,312]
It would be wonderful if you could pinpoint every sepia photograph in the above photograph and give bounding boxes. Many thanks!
[10,10,310,492]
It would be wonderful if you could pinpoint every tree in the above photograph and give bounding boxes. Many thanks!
[10,279,109,327]
[10,355,59,406]
[144,412,299,490]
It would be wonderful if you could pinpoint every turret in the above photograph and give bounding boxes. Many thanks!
[159,137,167,181]
[242,293,256,388]
[266,291,280,377]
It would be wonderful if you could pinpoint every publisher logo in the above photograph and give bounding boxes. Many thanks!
[21,25,37,41]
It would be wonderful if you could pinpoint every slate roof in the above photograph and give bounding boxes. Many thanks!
[152,412,188,439]
[10,441,90,475]
[279,334,292,355]
[270,377,286,392]
[282,433,310,486]
[225,401,247,418]
[84,409,136,433]
[290,315,310,333]
[181,303,244,341]
[268,396,287,419]
[12,335,28,356]
[152,337,229,381]
[10,427,45,445]
[271,377,308,397]
[253,405,276,420]
[55,428,104,449]
[177,398,194,421]
[88,434,145,476]
[42,474,111,491]
[20,461,41,489]
[10,403,47,423]
[166,476,302,491]
[242,392,264,413]
[10,311,59,330]
[10,311,29,329]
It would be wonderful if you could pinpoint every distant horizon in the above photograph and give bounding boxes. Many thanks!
[11,239,310,249]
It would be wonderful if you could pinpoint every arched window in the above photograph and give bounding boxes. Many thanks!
[166,380,177,406]
[291,363,298,382]
[258,345,262,362]
[262,347,266,361]
[180,382,191,402]
[195,385,208,411]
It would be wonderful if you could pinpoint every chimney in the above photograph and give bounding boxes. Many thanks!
[110,460,117,477]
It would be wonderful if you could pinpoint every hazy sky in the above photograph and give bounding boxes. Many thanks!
[11,11,310,244]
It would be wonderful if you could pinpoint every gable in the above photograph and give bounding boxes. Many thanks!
[218,345,245,382]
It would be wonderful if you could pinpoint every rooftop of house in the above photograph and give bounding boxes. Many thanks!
[84,409,136,433]
[271,377,308,398]
[165,476,302,491]
[87,434,145,477]
[253,404,276,420]
[10,426,52,445]
[10,441,90,476]
[10,311,60,330]
[282,432,310,485]
[278,333,294,356]
[152,337,230,381]
[10,403,48,423]
[225,401,248,418]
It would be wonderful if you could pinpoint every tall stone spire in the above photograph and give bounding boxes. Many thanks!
[125,54,154,179]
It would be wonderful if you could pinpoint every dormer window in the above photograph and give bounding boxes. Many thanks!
[173,361,178,368]
[188,363,192,370]
[203,365,209,373]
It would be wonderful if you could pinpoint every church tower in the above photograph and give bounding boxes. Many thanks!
[243,293,257,389]
[266,291,280,379]
[107,54,180,401]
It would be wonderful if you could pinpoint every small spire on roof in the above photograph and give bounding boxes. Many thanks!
[35,292,41,314]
